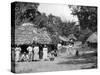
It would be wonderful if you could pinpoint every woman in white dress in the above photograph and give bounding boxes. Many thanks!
[15,46,21,62]
[33,45,39,61]
[57,42,62,56]
[43,45,48,60]
[67,43,76,57]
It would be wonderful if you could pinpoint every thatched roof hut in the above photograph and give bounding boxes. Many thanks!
[15,23,51,45]
[86,32,97,43]
[68,34,77,40]
[59,36,69,41]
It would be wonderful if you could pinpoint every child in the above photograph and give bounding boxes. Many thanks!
[49,51,55,61]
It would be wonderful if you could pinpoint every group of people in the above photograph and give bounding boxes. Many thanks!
[12,44,57,62]
[12,39,78,62]
[57,40,78,57]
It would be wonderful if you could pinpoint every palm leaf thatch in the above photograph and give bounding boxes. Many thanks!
[59,36,69,41]
[86,32,97,43]
[15,23,51,45]
[68,34,77,40]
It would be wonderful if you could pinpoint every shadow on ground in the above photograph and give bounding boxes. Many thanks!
[57,52,97,69]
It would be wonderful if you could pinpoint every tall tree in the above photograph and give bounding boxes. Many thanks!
[15,2,40,27]
[69,5,97,32]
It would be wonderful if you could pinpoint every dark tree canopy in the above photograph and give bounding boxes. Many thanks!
[69,5,97,32]
[68,5,97,43]
[15,2,40,27]
[14,3,84,44]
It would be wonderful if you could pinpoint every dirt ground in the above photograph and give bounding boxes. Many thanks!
[14,51,97,73]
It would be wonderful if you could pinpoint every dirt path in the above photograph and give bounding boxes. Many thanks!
[15,56,95,73]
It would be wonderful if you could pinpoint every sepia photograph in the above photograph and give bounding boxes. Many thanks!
[11,1,97,73]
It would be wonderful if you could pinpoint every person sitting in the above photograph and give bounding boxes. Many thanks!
[49,51,55,61]
[20,52,29,62]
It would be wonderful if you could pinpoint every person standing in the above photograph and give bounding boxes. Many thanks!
[33,45,39,61]
[57,41,62,56]
[43,45,48,61]
[65,44,70,57]
[27,45,33,62]
[15,46,21,62]
[67,43,76,57]
[11,47,15,62]
[39,44,43,59]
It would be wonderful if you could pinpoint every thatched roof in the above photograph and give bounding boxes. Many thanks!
[59,36,69,41]
[15,23,51,45]
[68,34,77,40]
[86,32,97,43]
[58,34,77,42]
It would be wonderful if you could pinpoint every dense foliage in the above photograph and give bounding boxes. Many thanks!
[14,3,97,44]
[15,2,76,38]
[69,5,97,43]
[69,5,97,32]
[15,2,40,27]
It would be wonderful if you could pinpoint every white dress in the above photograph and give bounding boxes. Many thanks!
[57,43,62,50]
[27,46,33,61]
[43,47,48,60]
[15,47,21,62]
[67,45,76,56]
[57,43,62,55]
[33,46,39,60]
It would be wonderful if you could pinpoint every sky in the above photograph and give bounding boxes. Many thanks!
[38,3,79,23]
